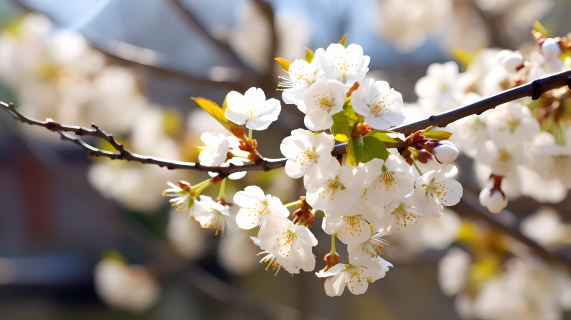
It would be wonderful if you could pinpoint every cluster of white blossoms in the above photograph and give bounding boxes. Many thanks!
[228,38,463,296]
[160,37,464,297]
[406,23,571,214]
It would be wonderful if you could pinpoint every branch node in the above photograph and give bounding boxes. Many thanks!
[531,79,543,100]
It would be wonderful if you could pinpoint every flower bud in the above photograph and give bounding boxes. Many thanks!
[542,38,561,60]
[499,51,525,73]
[432,141,459,164]
[479,187,508,214]
[323,253,339,271]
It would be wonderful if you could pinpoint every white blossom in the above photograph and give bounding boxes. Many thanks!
[414,61,462,112]
[317,43,370,84]
[361,156,415,209]
[301,79,346,130]
[520,207,566,247]
[279,57,324,104]
[351,78,405,129]
[413,165,463,217]
[322,202,383,245]
[531,131,571,189]
[234,186,289,229]
[192,196,238,236]
[225,87,281,130]
[257,214,317,267]
[167,209,208,259]
[347,228,393,267]
[94,258,159,312]
[198,132,231,166]
[280,129,338,181]
[316,259,388,296]
[305,164,361,213]
[251,236,315,275]
[438,247,472,296]
[486,103,540,150]
[383,195,420,234]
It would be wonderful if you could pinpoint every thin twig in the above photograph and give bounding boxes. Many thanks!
[2,70,571,175]
[165,0,245,68]
[0,101,283,175]
[456,190,571,270]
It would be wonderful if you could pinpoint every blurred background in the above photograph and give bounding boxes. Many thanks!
[1,0,571,319]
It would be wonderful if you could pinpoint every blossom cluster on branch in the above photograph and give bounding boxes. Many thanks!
[3,11,571,319]
[161,35,465,297]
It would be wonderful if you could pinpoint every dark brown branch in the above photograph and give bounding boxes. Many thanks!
[456,190,571,270]
[0,101,282,175]
[2,70,571,175]
[165,0,244,68]
[252,0,279,94]
[331,69,571,155]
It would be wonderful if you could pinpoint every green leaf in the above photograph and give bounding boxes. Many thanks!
[347,139,357,166]
[192,96,241,133]
[352,136,365,164]
[423,130,453,140]
[339,33,347,47]
[305,48,314,63]
[362,135,389,162]
[533,20,550,38]
[369,131,397,143]
[350,134,389,165]
[331,98,358,142]
[367,131,406,148]
[314,210,325,217]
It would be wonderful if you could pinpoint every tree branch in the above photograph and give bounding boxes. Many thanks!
[456,190,571,270]
[2,70,571,175]
[164,0,245,68]
[0,101,283,175]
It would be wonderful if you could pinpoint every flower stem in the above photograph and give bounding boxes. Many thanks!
[217,178,227,201]
[284,200,303,208]
[191,179,212,197]
[412,159,423,176]
[248,128,253,141]
[330,234,336,256]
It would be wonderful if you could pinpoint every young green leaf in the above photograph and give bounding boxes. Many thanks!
[192,97,239,133]
[533,20,550,38]
[347,139,357,166]
[305,48,314,63]
[423,130,454,140]
[361,135,389,162]
[331,98,358,142]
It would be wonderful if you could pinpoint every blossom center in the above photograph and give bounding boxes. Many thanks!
[391,203,418,227]
[370,99,388,117]
[379,165,396,188]
[343,215,365,237]
[319,96,336,112]
[206,209,223,236]
[258,251,282,276]
[362,236,391,258]
[277,229,297,258]
[298,147,319,166]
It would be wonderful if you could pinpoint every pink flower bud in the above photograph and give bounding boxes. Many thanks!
[542,38,561,60]
[479,187,508,214]
[433,141,458,164]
